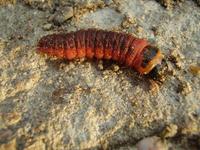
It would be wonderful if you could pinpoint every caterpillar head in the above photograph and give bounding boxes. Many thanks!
[138,45,167,82]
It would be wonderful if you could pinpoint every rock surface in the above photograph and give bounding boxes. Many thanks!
[0,0,200,149]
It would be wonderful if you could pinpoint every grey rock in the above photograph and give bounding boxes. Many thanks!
[53,6,73,25]
[0,0,200,149]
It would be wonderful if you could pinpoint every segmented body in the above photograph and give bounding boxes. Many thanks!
[37,29,163,74]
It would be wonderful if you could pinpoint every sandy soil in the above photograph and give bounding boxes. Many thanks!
[0,0,200,150]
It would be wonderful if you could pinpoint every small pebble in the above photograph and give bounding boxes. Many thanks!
[189,65,200,76]
[97,61,104,70]
[42,23,53,31]
[62,6,74,21]
[112,65,120,72]
[177,79,192,96]
[53,6,73,25]
[121,14,136,28]
[160,124,178,138]
[137,136,167,150]
[169,48,185,69]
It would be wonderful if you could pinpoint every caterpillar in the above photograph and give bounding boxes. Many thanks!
[37,29,164,75]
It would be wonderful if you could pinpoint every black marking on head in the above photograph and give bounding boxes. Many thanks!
[141,45,159,68]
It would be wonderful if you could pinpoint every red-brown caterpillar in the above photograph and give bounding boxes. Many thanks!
[37,29,163,74]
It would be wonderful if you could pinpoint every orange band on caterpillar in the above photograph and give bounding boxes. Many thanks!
[37,29,164,75]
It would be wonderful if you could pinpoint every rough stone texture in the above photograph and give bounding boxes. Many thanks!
[156,0,199,8]
[0,0,16,5]
[0,0,200,150]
